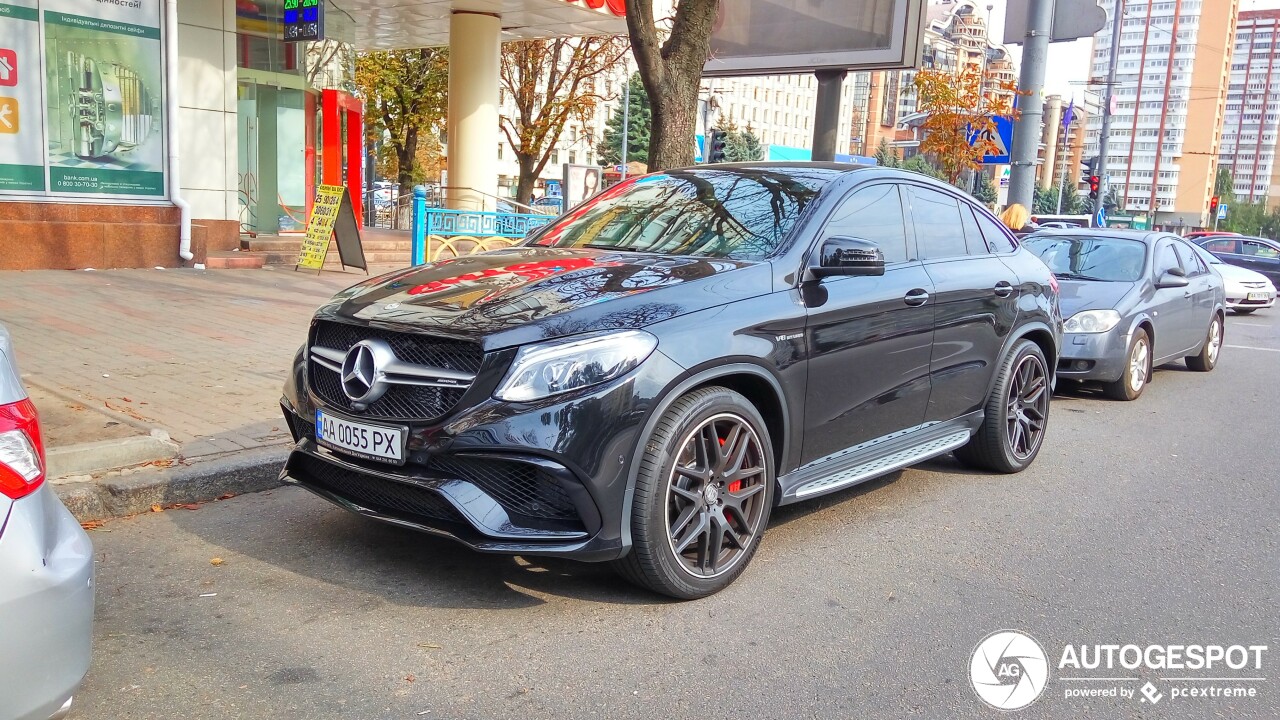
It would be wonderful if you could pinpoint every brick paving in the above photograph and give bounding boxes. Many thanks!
[0,265,401,460]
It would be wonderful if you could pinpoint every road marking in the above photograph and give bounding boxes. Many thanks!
[1225,344,1280,352]
[1232,322,1269,327]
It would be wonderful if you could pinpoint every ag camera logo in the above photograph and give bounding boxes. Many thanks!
[971,630,1050,710]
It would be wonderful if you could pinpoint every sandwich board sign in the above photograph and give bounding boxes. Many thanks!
[296,184,368,274]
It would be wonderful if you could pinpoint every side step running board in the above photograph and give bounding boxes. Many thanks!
[791,430,971,499]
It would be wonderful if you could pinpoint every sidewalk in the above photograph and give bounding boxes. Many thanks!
[0,265,400,510]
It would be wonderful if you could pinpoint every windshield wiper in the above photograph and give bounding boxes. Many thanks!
[1054,271,1109,282]
[583,243,644,252]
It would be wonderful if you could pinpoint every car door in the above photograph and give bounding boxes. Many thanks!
[1150,238,1198,357]
[800,183,935,465]
[1173,240,1217,331]
[904,185,1020,424]
[1240,238,1280,286]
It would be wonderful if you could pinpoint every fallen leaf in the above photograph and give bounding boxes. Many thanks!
[404,674,416,683]
[218,493,236,500]
[80,520,105,530]
[150,504,163,513]
[417,643,441,649]
[122,397,132,402]
[173,503,201,510]
[210,557,224,566]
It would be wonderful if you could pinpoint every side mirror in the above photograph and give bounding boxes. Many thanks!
[813,236,886,278]
[1156,269,1189,289]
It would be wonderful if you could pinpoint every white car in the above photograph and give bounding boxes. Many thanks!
[1189,242,1276,314]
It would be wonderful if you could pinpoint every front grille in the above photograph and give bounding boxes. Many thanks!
[429,456,578,521]
[293,453,464,524]
[1241,281,1267,289]
[309,321,484,420]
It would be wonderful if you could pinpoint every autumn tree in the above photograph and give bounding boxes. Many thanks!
[355,49,449,188]
[600,73,652,167]
[500,36,629,205]
[913,66,1017,186]
[628,0,720,171]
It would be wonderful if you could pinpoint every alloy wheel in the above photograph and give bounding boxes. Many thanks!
[1005,354,1049,460]
[1129,338,1150,393]
[1207,318,1222,364]
[665,414,769,578]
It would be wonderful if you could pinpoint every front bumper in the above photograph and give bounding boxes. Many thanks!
[1055,329,1130,383]
[0,485,95,720]
[280,345,686,562]
[1225,292,1275,310]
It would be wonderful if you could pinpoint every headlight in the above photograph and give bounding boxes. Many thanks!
[1064,309,1122,334]
[495,330,658,402]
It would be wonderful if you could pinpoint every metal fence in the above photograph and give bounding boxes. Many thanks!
[410,188,555,265]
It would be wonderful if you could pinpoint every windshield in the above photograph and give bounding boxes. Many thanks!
[1022,235,1148,282]
[529,168,832,260]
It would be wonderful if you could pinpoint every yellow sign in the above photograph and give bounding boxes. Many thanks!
[297,184,345,270]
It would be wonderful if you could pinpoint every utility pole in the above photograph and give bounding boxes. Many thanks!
[620,76,630,180]
[1008,0,1054,209]
[1092,0,1123,212]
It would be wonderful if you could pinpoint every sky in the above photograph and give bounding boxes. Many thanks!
[986,0,1280,105]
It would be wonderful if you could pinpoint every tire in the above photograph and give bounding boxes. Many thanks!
[612,386,775,600]
[1185,314,1223,372]
[955,339,1050,474]
[1102,328,1152,401]
[1232,308,1257,315]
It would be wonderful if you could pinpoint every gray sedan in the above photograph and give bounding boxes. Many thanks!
[1022,230,1226,400]
[0,323,94,720]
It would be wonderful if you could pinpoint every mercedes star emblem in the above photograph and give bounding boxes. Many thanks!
[340,339,395,405]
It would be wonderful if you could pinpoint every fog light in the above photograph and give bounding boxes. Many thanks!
[1074,360,1089,371]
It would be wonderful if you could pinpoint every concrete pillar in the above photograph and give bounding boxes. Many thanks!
[446,12,501,211]
[812,69,847,162]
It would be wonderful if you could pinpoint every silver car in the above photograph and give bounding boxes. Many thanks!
[0,323,94,720]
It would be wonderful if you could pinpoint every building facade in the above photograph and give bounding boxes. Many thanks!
[1220,8,1280,208]
[1086,0,1238,230]
[1039,94,1091,192]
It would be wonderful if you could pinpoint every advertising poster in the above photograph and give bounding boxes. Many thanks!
[0,0,46,192]
[42,0,165,196]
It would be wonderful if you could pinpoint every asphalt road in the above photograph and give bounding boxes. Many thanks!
[78,312,1278,720]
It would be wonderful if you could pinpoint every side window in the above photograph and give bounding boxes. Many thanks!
[972,208,1019,253]
[1203,238,1238,253]
[1173,242,1206,276]
[1243,240,1280,259]
[959,206,990,255]
[906,187,968,260]
[1155,242,1183,275]
[823,184,910,264]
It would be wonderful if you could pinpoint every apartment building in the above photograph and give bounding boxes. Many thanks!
[1086,0,1238,229]
[1039,95,1092,191]
[1220,8,1280,208]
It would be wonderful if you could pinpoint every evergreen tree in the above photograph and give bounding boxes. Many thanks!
[729,124,765,162]
[1215,166,1235,200]
[874,138,900,168]
[903,154,943,179]
[1032,186,1058,214]
[600,73,651,167]
[973,172,998,206]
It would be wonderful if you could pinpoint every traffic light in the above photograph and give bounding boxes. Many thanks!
[708,130,727,164]
[1086,156,1101,203]
[1210,196,1220,216]
[1089,175,1101,195]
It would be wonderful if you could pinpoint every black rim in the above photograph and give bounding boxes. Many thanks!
[665,414,768,578]
[1006,354,1049,460]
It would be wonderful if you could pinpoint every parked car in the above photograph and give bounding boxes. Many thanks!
[1196,234,1280,288]
[1184,230,1240,241]
[1037,221,1081,229]
[1022,229,1225,401]
[1186,241,1275,314]
[0,323,94,720]
[280,163,1062,599]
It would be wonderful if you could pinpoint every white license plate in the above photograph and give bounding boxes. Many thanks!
[315,410,406,464]
[1247,292,1270,301]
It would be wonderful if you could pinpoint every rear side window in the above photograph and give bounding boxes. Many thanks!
[1202,238,1239,253]
[906,187,968,260]
[1243,240,1280,259]
[823,184,910,264]
[972,208,1019,253]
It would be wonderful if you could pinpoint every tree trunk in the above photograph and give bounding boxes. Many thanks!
[647,78,700,170]
[396,126,419,189]
[515,153,538,207]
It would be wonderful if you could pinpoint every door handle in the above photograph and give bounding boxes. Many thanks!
[994,281,1015,297]
[904,289,930,307]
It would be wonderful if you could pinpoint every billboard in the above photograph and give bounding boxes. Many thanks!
[705,0,926,77]
[0,0,167,200]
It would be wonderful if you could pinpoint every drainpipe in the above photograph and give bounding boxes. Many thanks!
[165,0,193,262]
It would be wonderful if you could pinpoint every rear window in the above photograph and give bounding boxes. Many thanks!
[1022,235,1148,282]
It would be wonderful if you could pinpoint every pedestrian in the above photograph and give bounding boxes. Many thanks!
[999,203,1034,234]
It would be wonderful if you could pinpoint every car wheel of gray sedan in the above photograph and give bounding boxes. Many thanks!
[1185,314,1223,372]
[612,386,775,600]
[954,339,1049,474]
[1103,328,1151,401]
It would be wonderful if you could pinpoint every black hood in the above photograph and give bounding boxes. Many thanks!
[317,247,773,350]
[1056,278,1139,317]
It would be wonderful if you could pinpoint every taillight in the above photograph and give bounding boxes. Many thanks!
[0,398,45,500]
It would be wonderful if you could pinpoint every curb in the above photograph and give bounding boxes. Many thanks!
[47,430,179,479]
[55,446,291,523]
